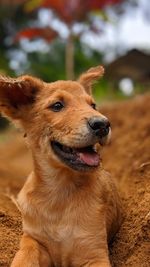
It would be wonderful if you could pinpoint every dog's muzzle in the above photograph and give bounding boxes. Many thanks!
[50,116,111,172]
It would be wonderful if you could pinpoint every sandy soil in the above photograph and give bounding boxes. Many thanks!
[0,93,150,267]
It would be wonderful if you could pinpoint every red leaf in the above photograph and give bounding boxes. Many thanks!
[87,0,122,10]
[39,0,123,23]
[15,27,58,42]
[41,0,82,23]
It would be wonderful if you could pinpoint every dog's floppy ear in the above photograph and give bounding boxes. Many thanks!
[78,65,104,95]
[0,75,42,119]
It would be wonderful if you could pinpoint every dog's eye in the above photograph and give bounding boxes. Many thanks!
[49,101,64,112]
[91,103,96,110]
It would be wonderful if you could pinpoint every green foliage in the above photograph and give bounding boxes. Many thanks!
[22,39,104,82]
[0,51,13,76]
[74,41,103,77]
[27,40,66,81]
[0,116,9,130]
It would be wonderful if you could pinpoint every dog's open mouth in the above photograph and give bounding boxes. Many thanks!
[51,141,100,171]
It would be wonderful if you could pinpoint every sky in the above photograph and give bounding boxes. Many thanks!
[82,0,150,62]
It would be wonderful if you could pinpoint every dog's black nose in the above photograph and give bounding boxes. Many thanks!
[88,116,110,137]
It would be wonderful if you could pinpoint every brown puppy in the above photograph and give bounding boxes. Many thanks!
[0,66,122,267]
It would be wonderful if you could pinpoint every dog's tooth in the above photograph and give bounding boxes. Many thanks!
[18,83,22,88]
[93,145,97,152]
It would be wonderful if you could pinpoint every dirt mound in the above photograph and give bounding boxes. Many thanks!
[0,132,32,266]
[0,94,150,266]
[101,94,150,267]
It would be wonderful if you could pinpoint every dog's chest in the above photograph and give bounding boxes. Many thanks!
[31,205,102,267]
[46,217,82,243]
[24,194,103,245]
[41,201,99,242]
[22,186,107,266]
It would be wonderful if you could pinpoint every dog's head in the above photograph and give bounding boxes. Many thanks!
[0,66,111,172]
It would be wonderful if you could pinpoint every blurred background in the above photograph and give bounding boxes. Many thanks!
[0,0,150,127]
[0,2,150,266]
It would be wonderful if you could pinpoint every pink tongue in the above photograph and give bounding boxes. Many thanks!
[79,152,100,166]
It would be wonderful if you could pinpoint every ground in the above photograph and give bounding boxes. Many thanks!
[0,93,150,267]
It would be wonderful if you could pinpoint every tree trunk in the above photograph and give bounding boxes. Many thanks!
[65,32,74,80]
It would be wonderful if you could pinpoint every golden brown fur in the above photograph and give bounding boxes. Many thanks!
[0,66,122,267]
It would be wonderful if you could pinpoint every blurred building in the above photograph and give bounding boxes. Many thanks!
[105,49,150,90]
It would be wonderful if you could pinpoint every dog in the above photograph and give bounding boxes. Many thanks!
[0,66,122,267]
